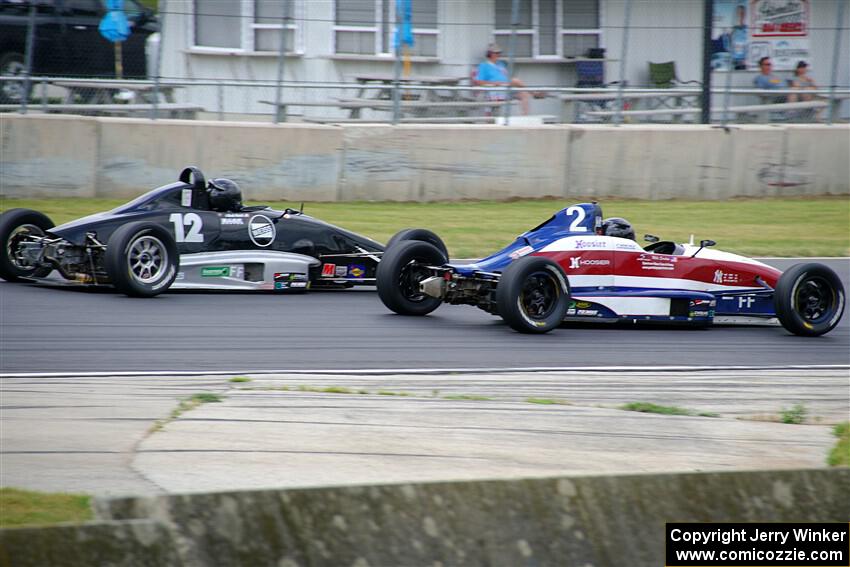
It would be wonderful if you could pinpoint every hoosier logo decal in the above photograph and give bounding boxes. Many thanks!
[249,215,275,247]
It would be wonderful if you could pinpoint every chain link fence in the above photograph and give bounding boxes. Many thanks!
[1,0,847,124]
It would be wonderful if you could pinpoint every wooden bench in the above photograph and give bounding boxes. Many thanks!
[301,114,557,125]
[0,102,203,119]
[260,98,510,121]
[582,100,830,123]
[52,80,182,104]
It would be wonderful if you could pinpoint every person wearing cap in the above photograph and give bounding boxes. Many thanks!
[475,43,530,115]
[789,60,821,120]
[789,61,817,101]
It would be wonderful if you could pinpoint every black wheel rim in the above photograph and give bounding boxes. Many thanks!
[6,224,44,273]
[398,259,430,303]
[520,270,560,320]
[794,276,835,323]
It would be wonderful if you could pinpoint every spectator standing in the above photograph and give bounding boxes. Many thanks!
[730,4,749,70]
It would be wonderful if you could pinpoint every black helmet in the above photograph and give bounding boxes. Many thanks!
[602,217,635,240]
[208,178,242,212]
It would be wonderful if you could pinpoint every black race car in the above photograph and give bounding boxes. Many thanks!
[0,167,388,296]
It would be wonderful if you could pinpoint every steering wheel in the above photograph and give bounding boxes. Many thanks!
[179,166,206,193]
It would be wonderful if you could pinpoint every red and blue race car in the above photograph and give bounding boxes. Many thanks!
[376,202,845,336]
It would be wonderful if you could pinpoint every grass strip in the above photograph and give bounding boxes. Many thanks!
[150,392,223,433]
[0,488,93,528]
[526,398,570,405]
[827,422,849,467]
[443,394,493,401]
[3,197,847,258]
[621,402,719,418]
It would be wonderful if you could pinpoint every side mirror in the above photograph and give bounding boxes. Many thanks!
[644,234,660,243]
[691,239,717,258]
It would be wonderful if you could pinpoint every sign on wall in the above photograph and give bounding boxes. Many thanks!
[748,0,810,71]
[711,0,810,72]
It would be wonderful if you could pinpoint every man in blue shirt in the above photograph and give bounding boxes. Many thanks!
[475,43,530,115]
[754,57,786,102]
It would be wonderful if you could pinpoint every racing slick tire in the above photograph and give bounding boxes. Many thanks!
[105,222,179,298]
[385,228,449,259]
[774,263,845,337]
[0,208,55,281]
[377,239,447,316]
[496,256,570,334]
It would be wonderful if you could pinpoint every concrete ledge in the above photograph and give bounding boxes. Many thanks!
[1,469,846,566]
[0,519,182,567]
[2,115,849,200]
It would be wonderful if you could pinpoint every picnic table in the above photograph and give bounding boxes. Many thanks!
[560,89,700,122]
[259,98,512,122]
[562,88,850,123]
[0,102,203,119]
[581,99,831,123]
[260,73,509,122]
[52,80,182,104]
[346,73,475,118]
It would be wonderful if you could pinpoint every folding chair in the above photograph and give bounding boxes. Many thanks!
[574,61,622,122]
[647,61,700,111]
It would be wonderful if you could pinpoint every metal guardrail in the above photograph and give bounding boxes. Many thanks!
[3,75,849,123]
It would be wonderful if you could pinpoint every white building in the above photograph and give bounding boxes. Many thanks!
[159,0,850,121]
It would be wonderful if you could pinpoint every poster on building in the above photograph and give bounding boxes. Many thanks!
[712,0,809,71]
[711,0,750,71]
[748,0,810,71]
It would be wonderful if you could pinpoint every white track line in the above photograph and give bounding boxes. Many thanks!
[2,365,848,378]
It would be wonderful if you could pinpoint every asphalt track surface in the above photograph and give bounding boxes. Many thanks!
[1,259,848,374]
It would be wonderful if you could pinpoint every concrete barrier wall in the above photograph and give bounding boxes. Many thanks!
[340,125,570,201]
[1,469,847,567]
[2,115,849,201]
[0,115,99,198]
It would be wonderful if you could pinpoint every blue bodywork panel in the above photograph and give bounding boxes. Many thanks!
[448,202,603,276]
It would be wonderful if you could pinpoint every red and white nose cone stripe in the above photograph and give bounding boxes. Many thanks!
[535,236,781,291]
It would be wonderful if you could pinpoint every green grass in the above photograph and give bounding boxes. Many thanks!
[228,376,252,383]
[2,197,847,258]
[443,394,493,401]
[780,403,807,424]
[621,402,719,418]
[297,385,354,394]
[150,392,223,432]
[526,398,570,405]
[827,422,850,467]
[0,488,93,527]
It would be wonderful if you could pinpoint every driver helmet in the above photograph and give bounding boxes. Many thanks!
[208,178,242,212]
[601,217,635,240]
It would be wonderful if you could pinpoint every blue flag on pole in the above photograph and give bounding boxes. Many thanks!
[394,0,414,49]
[99,0,130,43]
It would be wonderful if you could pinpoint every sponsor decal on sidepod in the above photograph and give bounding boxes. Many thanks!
[249,215,275,247]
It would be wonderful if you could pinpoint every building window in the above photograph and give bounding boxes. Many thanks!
[253,0,297,53]
[334,0,439,57]
[193,0,302,53]
[494,0,600,59]
[194,0,241,49]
